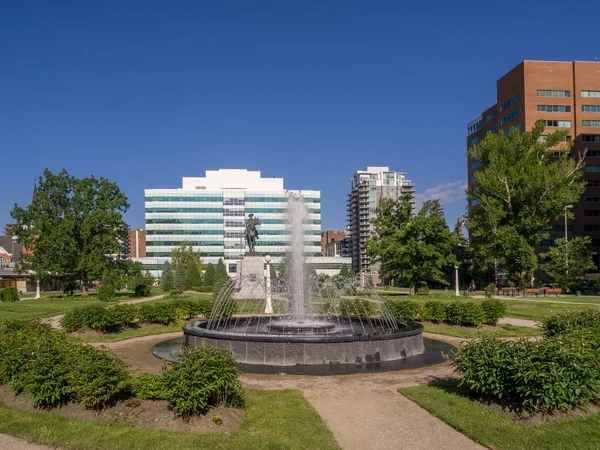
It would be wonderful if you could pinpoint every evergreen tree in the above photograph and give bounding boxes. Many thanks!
[269,264,277,281]
[160,261,173,292]
[215,258,228,285]
[203,263,216,287]
[339,264,350,278]
[174,261,186,289]
[185,262,203,289]
[98,271,116,301]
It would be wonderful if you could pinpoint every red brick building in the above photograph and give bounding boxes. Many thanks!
[128,229,146,258]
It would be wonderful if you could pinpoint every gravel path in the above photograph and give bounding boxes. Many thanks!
[498,317,539,328]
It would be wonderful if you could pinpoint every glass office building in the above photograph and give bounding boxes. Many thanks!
[144,169,322,276]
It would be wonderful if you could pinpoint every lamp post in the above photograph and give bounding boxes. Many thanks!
[454,265,460,296]
[264,255,273,313]
[565,204,573,279]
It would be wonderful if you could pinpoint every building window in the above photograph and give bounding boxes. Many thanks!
[470,161,483,170]
[584,166,600,173]
[469,136,483,147]
[540,240,554,247]
[537,90,570,98]
[585,210,600,216]
[501,94,520,111]
[587,152,600,159]
[582,105,600,112]
[470,199,481,206]
[537,105,571,112]
[486,125,498,134]
[501,108,521,125]
[539,135,570,142]
[504,123,522,135]
[551,151,567,157]
[548,225,573,232]
[584,196,600,202]
[467,120,482,136]
[225,221,244,227]
[485,111,498,122]
[583,120,600,128]
[582,135,600,143]
[543,120,571,127]
[223,198,245,206]
[228,264,237,273]
[585,225,600,232]
[582,90,600,98]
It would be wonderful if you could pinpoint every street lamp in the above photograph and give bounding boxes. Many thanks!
[264,255,273,313]
[565,204,573,279]
[454,265,460,296]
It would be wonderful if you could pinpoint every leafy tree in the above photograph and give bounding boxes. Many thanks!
[366,194,458,295]
[215,258,229,286]
[541,237,597,289]
[203,263,215,286]
[339,264,350,278]
[160,261,174,292]
[174,261,185,289]
[185,262,202,289]
[269,264,277,282]
[467,121,586,284]
[98,271,116,301]
[9,169,130,295]
[170,244,203,276]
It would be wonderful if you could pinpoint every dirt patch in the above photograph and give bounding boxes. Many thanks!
[0,385,242,434]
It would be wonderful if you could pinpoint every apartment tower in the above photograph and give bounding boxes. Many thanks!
[346,167,414,276]
[467,60,600,267]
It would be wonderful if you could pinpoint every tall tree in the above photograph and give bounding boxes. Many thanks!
[467,121,586,284]
[185,262,203,289]
[170,244,203,276]
[339,264,350,278]
[366,194,458,294]
[160,261,174,292]
[174,261,185,289]
[541,237,597,289]
[215,258,228,285]
[9,169,130,295]
[203,263,216,286]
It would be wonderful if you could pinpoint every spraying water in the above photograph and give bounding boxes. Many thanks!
[287,194,309,322]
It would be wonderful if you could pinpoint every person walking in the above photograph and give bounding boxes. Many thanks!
[469,279,476,296]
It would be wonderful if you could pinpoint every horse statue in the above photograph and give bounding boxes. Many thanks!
[245,214,261,253]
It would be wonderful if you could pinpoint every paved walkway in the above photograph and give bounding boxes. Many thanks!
[498,317,539,328]
[0,434,54,449]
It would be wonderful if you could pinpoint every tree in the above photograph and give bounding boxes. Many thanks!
[467,121,586,284]
[185,262,202,289]
[170,244,203,276]
[365,194,458,295]
[203,263,216,286]
[174,261,185,289]
[98,271,116,301]
[215,258,229,286]
[9,169,130,295]
[541,237,597,289]
[339,264,350,278]
[160,261,174,292]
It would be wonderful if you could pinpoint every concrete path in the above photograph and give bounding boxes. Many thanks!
[0,434,55,449]
[498,317,539,328]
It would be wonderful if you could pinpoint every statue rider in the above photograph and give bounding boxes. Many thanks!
[245,214,261,252]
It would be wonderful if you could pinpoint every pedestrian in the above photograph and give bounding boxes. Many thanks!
[469,279,476,295]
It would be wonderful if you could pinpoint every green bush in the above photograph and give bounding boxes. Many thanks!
[340,299,376,317]
[0,287,20,302]
[420,301,447,323]
[484,283,497,299]
[452,336,600,412]
[97,285,116,302]
[61,304,137,333]
[137,303,177,326]
[162,346,244,418]
[386,300,420,321]
[169,289,183,298]
[416,281,430,296]
[481,299,507,325]
[110,304,138,328]
[68,344,129,408]
[194,286,214,293]
[541,309,600,337]
[446,301,486,327]
[132,373,166,400]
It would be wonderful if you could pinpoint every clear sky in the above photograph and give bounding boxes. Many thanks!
[2,0,600,232]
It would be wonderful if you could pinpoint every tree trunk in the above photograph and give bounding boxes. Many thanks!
[409,281,415,295]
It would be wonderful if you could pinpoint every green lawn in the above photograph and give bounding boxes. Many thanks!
[423,323,542,339]
[398,382,600,450]
[77,325,182,343]
[0,389,339,450]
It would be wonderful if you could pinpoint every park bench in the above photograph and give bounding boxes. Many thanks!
[522,288,541,297]
[545,288,562,297]
[500,287,517,296]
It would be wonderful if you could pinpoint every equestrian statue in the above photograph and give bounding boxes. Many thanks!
[245,214,261,253]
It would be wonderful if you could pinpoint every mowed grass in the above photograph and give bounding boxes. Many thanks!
[422,323,542,339]
[0,390,339,450]
[77,325,182,343]
[399,382,600,450]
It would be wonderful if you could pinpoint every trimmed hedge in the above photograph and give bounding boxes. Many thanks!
[541,309,600,337]
[0,287,20,302]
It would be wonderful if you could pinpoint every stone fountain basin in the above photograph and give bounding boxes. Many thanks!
[183,316,425,366]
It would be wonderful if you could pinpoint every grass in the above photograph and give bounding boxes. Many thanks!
[422,323,542,339]
[0,389,339,450]
[398,382,600,450]
[77,325,182,343]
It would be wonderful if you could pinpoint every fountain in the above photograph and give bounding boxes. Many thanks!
[153,194,454,374]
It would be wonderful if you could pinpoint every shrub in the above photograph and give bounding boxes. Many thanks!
[61,304,137,333]
[0,287,20,302]
[484,283,497,299]
[162,346,244,418]
[386,300,420,321]
[169,289,183,298]
[134,283,152,297]
[420,301,447,323]
[137,303,177,326]
[446,301,486,327]
[340,299,376,317]
[481,299,507,325]
[98,272,116,302]
[68,344,129,409]
[452,337,600,412]
[541,309,600,338]
[194,286,214,293]
[416,281,430,296]
[110,304,138,328]
[132,373,166,400]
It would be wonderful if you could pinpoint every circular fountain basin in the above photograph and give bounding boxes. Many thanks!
[181,315,425,367]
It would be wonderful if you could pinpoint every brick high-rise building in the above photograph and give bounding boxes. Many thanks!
[467,60,600,268]
[346,167,414,275]
[128,229,146,258]
[321,230,346,256]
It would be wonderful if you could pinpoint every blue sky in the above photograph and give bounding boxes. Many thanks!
[2,0,600,232]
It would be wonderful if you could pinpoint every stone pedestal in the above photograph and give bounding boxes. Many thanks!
[235,256,265,299]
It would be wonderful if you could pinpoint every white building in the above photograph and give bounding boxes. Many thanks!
[143,169,340,276]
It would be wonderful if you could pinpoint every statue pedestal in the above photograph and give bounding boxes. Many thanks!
[235,256,265,300]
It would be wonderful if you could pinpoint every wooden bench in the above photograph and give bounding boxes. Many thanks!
[522,288,541,297]
[500,287,517,296]
[545,288,562,297]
